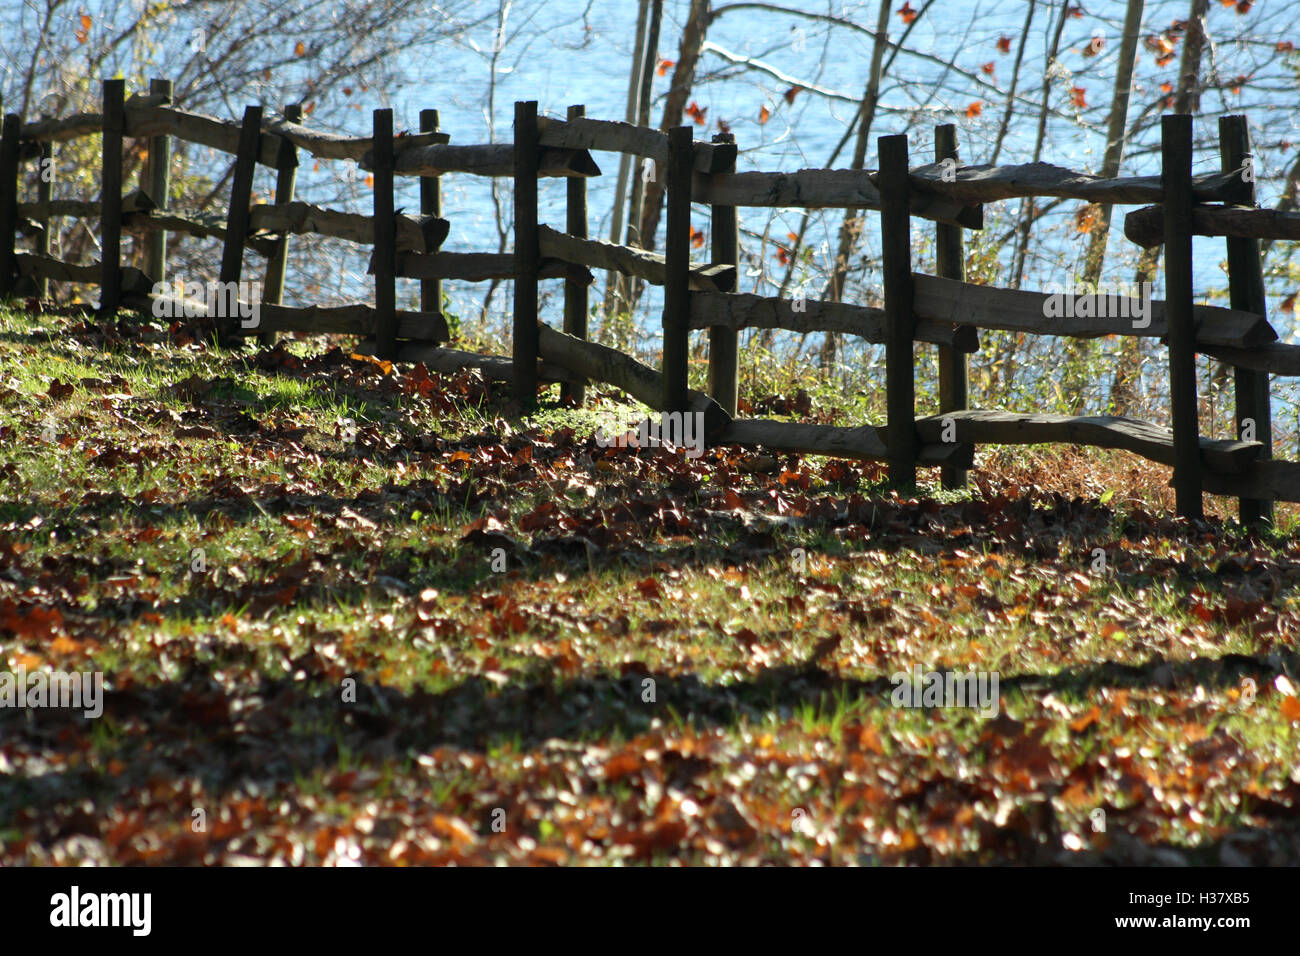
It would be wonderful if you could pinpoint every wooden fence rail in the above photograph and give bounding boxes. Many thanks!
[1,81,1295,520]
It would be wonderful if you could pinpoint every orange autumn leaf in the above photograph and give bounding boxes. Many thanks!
[76,12,91,43]
[364,174,374,188]
[1161,82,1173,93]
[997,36,1012,54]
[783,86,801,104]
[685,100,707,125]
[657,58,674,76]
[689,225,705,248]
[898,2,918,25]
[758,104,771,124]
[965,101,983,118]
[1074,204,1100,233]
[1069,706,1101,733]
[1070,86,1088,108]
[1281,695,1300,722]
[1067,4,1084,16]
[981,62,996,75]
[294,40,306,57]
[1278,41,1294,52]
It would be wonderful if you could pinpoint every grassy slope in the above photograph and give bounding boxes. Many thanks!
[0,302,1298,865]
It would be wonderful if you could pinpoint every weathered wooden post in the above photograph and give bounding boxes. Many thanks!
[934,124,967,490]
[1219,114,1272,526]
[879,133,917,489]
[218,104,261,346]
[708,130,739,417]
[0,114,21,298]
[260,102,301,347]
[562,104,588,406]
[513,100,540,408]
[1161,113,1203,519]
[419,108,442,317]
[662,125,694,413]
[34,138,51,299]
[100,79,125,317]
[144,78,172,284]
[372,107,397,360]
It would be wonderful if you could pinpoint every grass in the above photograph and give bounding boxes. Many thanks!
[0,300,1298,866]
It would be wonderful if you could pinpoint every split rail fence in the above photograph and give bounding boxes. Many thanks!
[4,81,1300,524]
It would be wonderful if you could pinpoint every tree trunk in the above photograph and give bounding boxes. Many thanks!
[818,0,892,371]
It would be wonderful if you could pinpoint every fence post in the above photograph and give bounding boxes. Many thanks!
[144,78,172,284]
[662,125,693,413]
[218,104,262,346]
[934,124,967,490]
[562,104,588,406]
[1161,114,1203,520]
[419,108,442,316]
[879,133,917,489]
[0,114,20,298]
[34,138,51,299]
[260,102,301,347]
[100,79,125,317]
[513,100,540,408]
[372,108,397,360]
[708,130,739,417]
[1219,114,1272,526]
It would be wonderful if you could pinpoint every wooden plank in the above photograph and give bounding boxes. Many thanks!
[390,251,587,283]
[353,339,584,386]
[237,303,448,340]
[260,102,301,348]
[117,103,447,165]
[536,224,734,291]
[1201,342,1300,377]
[1163,114,1203,519]
[264,114,447,162]
[419,108,442,315]
[917,409,1260,475]
[18,93,165,143]
[537,322,731,437]
[906,160,1240,205]
[692,168,983,229]
[126,104,281,167]
[716,420,970,467]
[1220,114,1272,525]
[934,124,968,491]
[100,80,125,317]
[513,101,540,406]
[880,133,917,488]
[910,272,1274,349]
[708,131,739,418]
[144,79,172,285]
[372,109,397,359]
[662,126,693,413]
[1125,203,1300,247]
[124,207,276,257]
[687,290,978,352]
[217,104,262,346]
[562,104,589,407]
[536,115,735,172]
[1203,459,1300,504]
[249,201,447,253]
[385,142,600,179]
[15,253,152,295]
[0,114,20,297]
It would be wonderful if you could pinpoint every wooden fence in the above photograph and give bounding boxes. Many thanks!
[4,82,1300,523]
